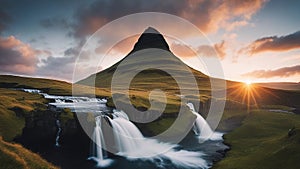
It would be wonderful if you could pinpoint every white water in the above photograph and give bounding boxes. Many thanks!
[55,119,61,147]
[22,88,107,113]
[112,109,129,120]
[21,89,222,169]
[187,103,223,141]
[91,113,209,169]
[88,116,113,167]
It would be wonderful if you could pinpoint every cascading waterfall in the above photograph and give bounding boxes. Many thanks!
[88,116,113,167]
[187,103,223,141]
[21,89,225,169]
[90,110,209,169]
[112,109,129,120]
[55,119,61,147]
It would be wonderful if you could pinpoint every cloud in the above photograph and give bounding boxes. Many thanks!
[170,43,197,58]
[213,40,226,59]
[170,40,227,59]
[72,0,267,38]
[0,36,46,74]
[0,9,12,34]
[40,17,72,29]
[95,35,139,55]
[242,65,300,78]
[241,31,300,55]
[37,55,76,81]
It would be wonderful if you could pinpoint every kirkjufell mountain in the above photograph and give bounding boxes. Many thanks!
[78,27,211,114]
[78,27,209,89]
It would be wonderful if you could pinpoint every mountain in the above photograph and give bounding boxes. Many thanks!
[78,27,300,114]
[77,27,213,114]
[78,27,208,89]
[130,27,170,53]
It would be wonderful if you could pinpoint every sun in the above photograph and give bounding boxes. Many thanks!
[245,80,252,86]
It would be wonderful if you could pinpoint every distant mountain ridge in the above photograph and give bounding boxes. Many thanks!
[256,82,300,91]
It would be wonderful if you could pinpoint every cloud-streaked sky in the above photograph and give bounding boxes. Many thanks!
[0,0,299,83]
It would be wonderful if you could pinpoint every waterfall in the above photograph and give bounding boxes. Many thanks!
[55,119,61,147]
[112,109,129,120]
[187,103,223,141]
[20,88,222,168]
[89,111,209,169]
[88,116,113,167]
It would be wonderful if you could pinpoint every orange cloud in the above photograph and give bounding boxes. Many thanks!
[0,36,43,74]
[73,0,268,38]
[170,43,197,58]
[170,41,226,59]
[214,41,226,59]
[240,31,300,55]
[95,35,139,55]
[242,65,300,78]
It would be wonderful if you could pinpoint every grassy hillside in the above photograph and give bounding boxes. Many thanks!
[0,88,58,169]
[213,109,300,169]
[0,75,72,95]
[1,74,300,169]
[0,137,58,169]
[0,75,110,97]
[0,88,48,141]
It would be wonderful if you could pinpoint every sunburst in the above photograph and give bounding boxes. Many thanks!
[228,81,261,112]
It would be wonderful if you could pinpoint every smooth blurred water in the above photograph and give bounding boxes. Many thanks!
[21,89,229,169]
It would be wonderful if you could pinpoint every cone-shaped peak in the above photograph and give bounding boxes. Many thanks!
[131,27,170,53]
[143,27,161,34]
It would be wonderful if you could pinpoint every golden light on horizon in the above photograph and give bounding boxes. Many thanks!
[245,80,252,86]
[227,81,262,113]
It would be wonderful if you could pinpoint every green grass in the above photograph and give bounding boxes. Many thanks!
[0,74,111,97]
[1,73,300,169]
[0,88,48,141]
[0,137,58,169]
[213,109,300,169]
[0,88,58,168]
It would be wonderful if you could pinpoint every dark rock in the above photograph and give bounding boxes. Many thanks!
[288,127,296,137]
[130,27,170,54]
[65,99,73,103]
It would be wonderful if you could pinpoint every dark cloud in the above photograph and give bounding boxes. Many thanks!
[241,31,300,55]
[242,65,300,78]
[64,47,78,56]
[0,9,12,34]
[40,17,72,29]
[37,55,76,81]
[0,36,41,74]
[72,0,267,38]
[37,53,98,82]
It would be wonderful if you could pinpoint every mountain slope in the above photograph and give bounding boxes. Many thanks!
[78,27,213,114]
[78,27,300,113]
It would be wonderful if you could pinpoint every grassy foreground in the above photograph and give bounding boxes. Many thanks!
[0,88,58,169]
[0,137,58,169]
[213,109,300,169]
[0,88,48,141]
[1,74,300,169]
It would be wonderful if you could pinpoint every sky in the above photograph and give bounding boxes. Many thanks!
[0,0,299,83]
